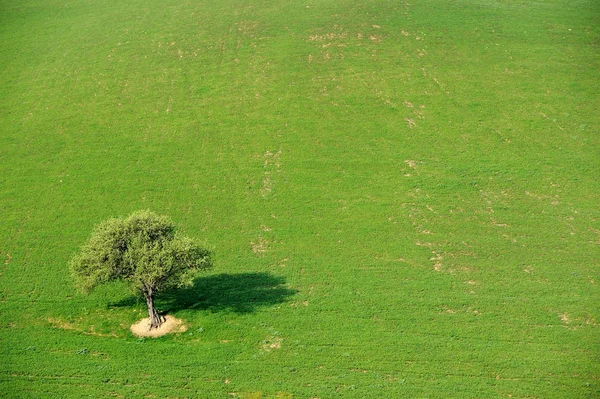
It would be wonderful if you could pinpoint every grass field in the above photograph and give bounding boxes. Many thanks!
[1,0,599,397]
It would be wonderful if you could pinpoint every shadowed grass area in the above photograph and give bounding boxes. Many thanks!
[109,272,297,314]
[164,272,298,314]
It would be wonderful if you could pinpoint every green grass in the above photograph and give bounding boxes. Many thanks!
[1,0,599,397]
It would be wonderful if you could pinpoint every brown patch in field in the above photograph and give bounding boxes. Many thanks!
[502,234,519,243]
[369,35,382,43]
[130,315,186,338]
[405,118,416,128]
[260,224,272,232]
[540,112,565,131]
[261,336,282,351]
[404,160,417,169]
[430,251,443,271]
[4,253,11,265]
[350,368,369,374]
[490,216,508,227]
[308,32,347,42]
[403,100,414,108]
[48,317,77,331]
[525,190,545,200]
[48,317,118,338]
[260,174,272,195]
[414,108,425,120]
[236,21,259,37]
[553,312,598,330]
[260,150,281,197]
[432,77,449,94]
[251,237,269,254]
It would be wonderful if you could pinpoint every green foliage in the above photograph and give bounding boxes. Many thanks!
[70,210,212,297]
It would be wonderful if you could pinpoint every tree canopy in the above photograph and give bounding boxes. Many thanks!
[70,210,213,329]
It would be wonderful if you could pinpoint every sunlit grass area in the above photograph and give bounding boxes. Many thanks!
[1,0,598,397]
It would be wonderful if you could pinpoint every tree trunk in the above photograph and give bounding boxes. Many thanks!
[144,290,164,330]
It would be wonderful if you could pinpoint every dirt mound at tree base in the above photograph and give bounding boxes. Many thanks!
[130,315,187,338]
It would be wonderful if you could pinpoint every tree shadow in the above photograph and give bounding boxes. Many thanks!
[108,272,297,314]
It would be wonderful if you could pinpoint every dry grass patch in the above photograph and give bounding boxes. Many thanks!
[251,236,269,255]
[261,335,283,351]
[130,315,186,338]
[47,317,118,338]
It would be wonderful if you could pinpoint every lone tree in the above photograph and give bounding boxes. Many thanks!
[70,210,213,330]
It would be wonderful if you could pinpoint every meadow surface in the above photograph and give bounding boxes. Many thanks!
[1,0,599,397]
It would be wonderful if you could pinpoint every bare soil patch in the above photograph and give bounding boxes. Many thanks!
[130,315,187,338]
